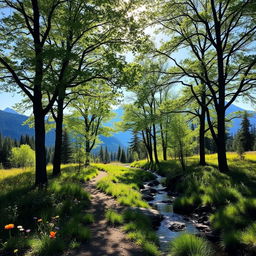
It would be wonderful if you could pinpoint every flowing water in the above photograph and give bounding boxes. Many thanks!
[143,171,198,253]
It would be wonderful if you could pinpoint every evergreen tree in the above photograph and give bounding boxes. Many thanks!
[99,146,104,163]
[2,137,14,168]
[61,129,72,164]
[120,149,127,163]
[235,112,253,153]
[117,146,122,162]
[19,135,26,146]
[104,147,110,163]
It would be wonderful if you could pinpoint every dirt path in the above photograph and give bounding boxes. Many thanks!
[66,171,144,256]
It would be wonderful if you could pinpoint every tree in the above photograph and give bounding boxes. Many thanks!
[47,0,145,176]
[120,148,127,163]
[61,129,72,164]
[154,0,256,172]
[104,147,110,163]
[117,146,122,162]
[234,111,253,158]
[66,82,117,166]
[99,146,104,163]
[0,0,63,185]
[10,145,35,168]
[1,137,14,168]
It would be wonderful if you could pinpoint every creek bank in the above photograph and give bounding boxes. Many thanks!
[140,169,219,252]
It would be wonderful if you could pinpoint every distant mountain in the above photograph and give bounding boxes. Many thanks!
[0,108,129,150]
[226,104,256,135]
[0,109,55,146]
[3,107,19,115]
[1,104,252,150]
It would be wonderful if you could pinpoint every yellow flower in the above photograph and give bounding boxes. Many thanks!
[14,249,18,253]
[37,219,43,222]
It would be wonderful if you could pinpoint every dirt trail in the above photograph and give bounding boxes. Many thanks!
[66,171,144,256]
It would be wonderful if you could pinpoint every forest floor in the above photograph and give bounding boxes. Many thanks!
[65,171,144,256]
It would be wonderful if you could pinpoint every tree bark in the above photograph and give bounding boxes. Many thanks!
[216,109,229,172]
[160,124,167,161]
[199,113,206,166]
[52,97,64,176]
[152,123,159,164]
[34,106,48,186]
[85,140,90,166]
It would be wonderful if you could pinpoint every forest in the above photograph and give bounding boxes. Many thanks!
[0,0,256,256]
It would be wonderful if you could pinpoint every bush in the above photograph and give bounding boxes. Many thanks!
[168,233,213,256]
[10,145,35,168]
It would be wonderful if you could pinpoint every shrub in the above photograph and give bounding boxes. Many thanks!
[168,233,213,256]
[10,145,35,168]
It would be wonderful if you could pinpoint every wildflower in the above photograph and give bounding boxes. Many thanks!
[4,224,15,230]
[55,226,60,230]
[49,231,56,239]
[14,249,18,253]
[19,228,24,232]
[17,225,23,229]
[33,217,37,220]
[25,229,31,233]
[37,219,43,222]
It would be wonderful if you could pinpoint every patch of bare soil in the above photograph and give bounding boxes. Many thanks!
[65,171,145,256]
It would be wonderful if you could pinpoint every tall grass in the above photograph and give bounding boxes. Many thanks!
[94,163,155,208]
[168,233,213,256]
[0,165,97,256]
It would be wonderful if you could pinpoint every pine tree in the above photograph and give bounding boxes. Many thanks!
[120,149,127,163]
[19,135,26,146]
[235,112,253,153]
[2,137,14,168]
[104,147,110,163]
[117,145,122,162]
[61,129,72,164]
[99,146,104,163]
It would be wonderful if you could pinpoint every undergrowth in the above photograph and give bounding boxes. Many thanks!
[0,165,97,256]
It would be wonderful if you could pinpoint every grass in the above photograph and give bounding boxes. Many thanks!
[132,152,256,254]
[122,209,160,256]
[168,233,213,256]
[105,209,124,225]
[93,164,161,256]
[0,165,98,256]
[94,163,155,208]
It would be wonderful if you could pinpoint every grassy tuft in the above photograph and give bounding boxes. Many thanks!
[105,209,123,225]
[168,233,213,256]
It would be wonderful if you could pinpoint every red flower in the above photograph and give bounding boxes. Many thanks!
[49,231,56,239]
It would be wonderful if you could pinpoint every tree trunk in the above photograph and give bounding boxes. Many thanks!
[216,109,229,172]
[160,123,167,160]
[142,130,153,164]
[152,124,159,164]
[34,106,48,186]
[85,140,90,166]
[199,108,206,166]
[52,98,64,176]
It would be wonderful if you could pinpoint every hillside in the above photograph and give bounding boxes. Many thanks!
[0,104,254,149]
[0,108,130,151]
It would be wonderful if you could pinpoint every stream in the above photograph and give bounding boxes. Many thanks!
[143,171,199,253]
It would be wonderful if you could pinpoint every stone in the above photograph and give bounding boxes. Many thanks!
[168,221,186,232]
[129,207,164,228]
[142,194,154,201]
[148,180,160,186]
[195,223,211,233]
